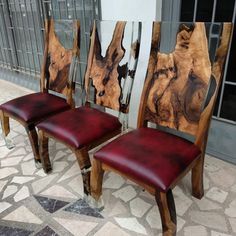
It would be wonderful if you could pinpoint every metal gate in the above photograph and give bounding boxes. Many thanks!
[0,0,97,86]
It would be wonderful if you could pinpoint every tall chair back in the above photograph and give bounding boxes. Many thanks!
[138,22,232,151]
[41,19,80,107]
[84,20,141,114]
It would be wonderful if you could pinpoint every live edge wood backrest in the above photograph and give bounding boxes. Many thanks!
[40,19,80,107]
[138,22,232,151]
[84,21,141,113]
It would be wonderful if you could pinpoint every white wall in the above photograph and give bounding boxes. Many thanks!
[100,0,161,21]
[100,0,162,128]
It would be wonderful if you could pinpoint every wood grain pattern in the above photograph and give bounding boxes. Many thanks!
[138,22,232,142]
[47,20,73,95]
[85,21,128,111]
[144,22,213,135]
[41,20,80,103]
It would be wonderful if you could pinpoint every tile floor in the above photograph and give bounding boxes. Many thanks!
[0,79,236,236]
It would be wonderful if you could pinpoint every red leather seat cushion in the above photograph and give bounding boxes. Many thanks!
[0,92,70,124]
[94,127,201,192]
[37,106,122,148]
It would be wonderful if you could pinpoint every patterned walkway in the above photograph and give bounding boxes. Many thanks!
[0,79,236,236]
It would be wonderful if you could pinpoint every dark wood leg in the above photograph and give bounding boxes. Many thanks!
[75,148,91,196]
[192,155,204,199]
[0,110,14,149]
[26,126,41,167]
[39,130,52,173]
[155,190,176,236]
[90,158,104,201]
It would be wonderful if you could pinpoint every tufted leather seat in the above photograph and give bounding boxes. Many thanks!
[94,127,201,192]
[37,106,122,149]
[0,92,70,124]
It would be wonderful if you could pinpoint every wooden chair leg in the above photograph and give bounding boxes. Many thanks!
[75,148,91,196]
[39,130,52,173]
[0,110,14,149]
[90,158,104,201]
[0,110,10,136]
[192,156,204,199]
[26,126,41,167]
[155,190,176,236]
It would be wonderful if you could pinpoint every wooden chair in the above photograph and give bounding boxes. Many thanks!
[90,22,232,235]
[0,19,80,166]
[37,21,141,197]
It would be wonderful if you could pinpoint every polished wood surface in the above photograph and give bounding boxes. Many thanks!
[84,21,137,113]
[41,20,80,107]
[143,23,211,135]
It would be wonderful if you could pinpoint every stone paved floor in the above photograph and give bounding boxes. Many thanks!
[0,79,236,236]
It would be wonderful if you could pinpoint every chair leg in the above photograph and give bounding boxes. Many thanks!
[192,156,204,199]
[75,149,91,196]
[0,110,10,136]
[90,158,104,201]
[155,190,176,236]
[0,110,14,149]
[26,126,41,168]
[39,130,52,173]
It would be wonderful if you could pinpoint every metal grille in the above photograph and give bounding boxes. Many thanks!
[181,0,236,123]
[0,0,96,86]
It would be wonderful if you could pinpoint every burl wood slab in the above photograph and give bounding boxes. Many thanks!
[144,22,218,135]
[85,22,127,111]
[46,21,73,96]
